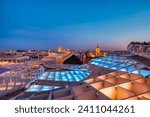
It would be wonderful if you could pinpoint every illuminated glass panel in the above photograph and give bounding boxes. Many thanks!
[38,72,49,79]
[26,85,42,92]
[132,70,150,77]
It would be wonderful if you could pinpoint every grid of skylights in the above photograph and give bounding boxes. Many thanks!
[38,70,90,82]
[90,56,150,77]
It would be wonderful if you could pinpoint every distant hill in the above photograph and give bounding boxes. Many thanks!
[63,55,83,65]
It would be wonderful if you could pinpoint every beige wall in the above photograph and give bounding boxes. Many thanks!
[100,86,116,100]
[73,85,91,95]
[133,82,150,94]
[90,81,103,90]
[119,82,132,91]
[116,86,135,100]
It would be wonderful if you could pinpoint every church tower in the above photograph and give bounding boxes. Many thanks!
[57,46,62,53]
[95,44,101,56]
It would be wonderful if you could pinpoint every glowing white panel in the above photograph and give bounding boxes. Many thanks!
[132,70,150,77]
[40,86,51,91]
[55,72,60,81]
[26,85,42,92]
[38,72,49,80]
[48,72,54,79]
[54,86,60,89]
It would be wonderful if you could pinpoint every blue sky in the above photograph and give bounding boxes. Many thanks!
[0,0,150,50]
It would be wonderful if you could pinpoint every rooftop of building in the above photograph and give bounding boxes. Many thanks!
[0,54,150,100]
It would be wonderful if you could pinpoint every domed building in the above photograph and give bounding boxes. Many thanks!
[57,46,72,54]
[57,46,63,53]
[87,45,107,58]
[95,45,102,56]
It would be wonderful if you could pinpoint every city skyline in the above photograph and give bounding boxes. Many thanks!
[1,0,150,50]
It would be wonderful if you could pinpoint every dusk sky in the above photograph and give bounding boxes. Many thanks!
[0,0,150,50]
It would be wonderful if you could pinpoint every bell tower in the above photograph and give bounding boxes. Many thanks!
[57,46,62,53]
[95,44,101,56]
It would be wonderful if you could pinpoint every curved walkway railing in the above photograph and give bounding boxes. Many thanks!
[127,43,150,59]
[0,65,44,98]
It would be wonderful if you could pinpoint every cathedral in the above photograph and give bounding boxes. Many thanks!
[95,45,102,56]
[57,46,72,54]
[87,45,106,58]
